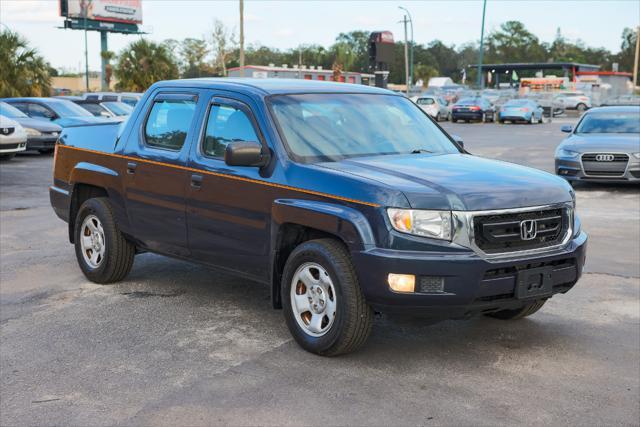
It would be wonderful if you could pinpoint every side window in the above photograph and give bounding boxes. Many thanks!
[29,103,55,119]
[144,99,196,150]
[10,103,28,114]
[202,104,259,158]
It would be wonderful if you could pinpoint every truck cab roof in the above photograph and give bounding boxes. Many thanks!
[153,78,396,96]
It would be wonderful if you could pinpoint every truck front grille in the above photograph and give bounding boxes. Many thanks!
[472,207,568,254]
[582,153,628,177]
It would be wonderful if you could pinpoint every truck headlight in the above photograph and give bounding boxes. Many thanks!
[25,127,41,137]
[557,148,579,158]
[387,208,452,241]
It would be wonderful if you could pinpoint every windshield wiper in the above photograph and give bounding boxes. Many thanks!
[410,148,433,154]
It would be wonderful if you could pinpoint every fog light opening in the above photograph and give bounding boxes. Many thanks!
[388,274,415,293]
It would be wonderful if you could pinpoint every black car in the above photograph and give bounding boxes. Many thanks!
[451,97,495,123]
[0,101,61,153]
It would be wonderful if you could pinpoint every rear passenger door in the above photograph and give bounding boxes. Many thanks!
[122,91,200,257]
[185,95,271,280]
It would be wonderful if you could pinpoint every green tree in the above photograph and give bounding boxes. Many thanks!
[614,28,638,72]
[0,29,51,97]
[114,39,179,92]
[179,38,213,78]
[485,21,547,65]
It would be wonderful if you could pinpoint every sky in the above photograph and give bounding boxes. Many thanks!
[2,0,639,72]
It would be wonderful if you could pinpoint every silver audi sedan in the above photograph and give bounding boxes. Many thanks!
[555,106,640,184]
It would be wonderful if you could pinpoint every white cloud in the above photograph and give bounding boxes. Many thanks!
[1,0,60,25]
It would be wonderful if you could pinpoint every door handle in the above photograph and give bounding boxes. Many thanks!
[126,162,137,174]
[191,174,203,189]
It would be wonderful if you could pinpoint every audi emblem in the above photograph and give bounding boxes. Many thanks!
[595,154,615,162]
[520,220,538,241]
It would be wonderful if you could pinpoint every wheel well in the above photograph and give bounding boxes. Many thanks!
[68,184,108,243]
[271,223,346,309]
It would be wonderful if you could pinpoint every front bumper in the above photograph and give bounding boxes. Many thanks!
[556,157,640,183]
[0,140,27,154]
[352,231,587,318]
[26,135,58,151]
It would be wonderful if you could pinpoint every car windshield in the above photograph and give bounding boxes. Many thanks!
[103,102,133,116]
[269,94,459,162]
[0,102,28,118]
[49,99,94,117]
[576,112,640,134]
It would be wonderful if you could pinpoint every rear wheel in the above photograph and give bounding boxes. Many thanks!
[576,103,587,113]
[74,197,135,284]
[529,114,535,124]
[485,300,546,320]
[282,239,373,356]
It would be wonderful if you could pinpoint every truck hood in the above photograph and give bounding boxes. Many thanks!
[561,134,640,153]
[318,153,572,211]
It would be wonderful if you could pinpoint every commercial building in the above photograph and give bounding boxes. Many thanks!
[227,65,374,85]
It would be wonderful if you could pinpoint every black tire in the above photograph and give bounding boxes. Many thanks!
[451,118,457,123]
[74,197,135,284]
[485,300,546,320]
[499,119,505,124]
[0,153,16,160]
[576,103,587,113]
[282,238,373,356]
[38,148,54,155]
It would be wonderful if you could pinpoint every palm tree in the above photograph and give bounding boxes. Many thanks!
[0,30,52,97]
[114,39,179,92]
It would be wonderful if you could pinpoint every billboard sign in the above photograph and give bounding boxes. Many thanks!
[60,0,142,24]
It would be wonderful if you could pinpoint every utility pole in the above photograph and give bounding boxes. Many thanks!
[83,6,89,91]
[402,14,409,96]
[633,26,639,88]
[398,7,413,90]
[239,0,245,77]
[476,0,487,89]
[100,31,108,90]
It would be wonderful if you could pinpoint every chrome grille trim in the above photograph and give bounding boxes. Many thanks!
[451,202,574,261]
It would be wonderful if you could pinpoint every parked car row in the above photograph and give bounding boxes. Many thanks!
[0,92,140,160]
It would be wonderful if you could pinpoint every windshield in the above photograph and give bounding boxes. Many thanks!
[103,102,133,116]
[0,102,28,118]
[269,94,459,162]
[576,112,640,134]
[49,99,94,117]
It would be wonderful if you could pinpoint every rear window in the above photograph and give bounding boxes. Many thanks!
[144,99,196,150]
[416,98,435,105]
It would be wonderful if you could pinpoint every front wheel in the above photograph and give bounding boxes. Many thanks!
[282,239,373,356]
[74,197,135,284]
[485,300,546,320]
[0,153,16,161]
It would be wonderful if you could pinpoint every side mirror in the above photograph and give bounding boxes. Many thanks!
[451,134,464,148]
[224,141,270,167]
[561,125,573,133]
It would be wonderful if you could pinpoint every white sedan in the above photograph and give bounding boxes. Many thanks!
[0,115,28,160]
[411,95,450,121]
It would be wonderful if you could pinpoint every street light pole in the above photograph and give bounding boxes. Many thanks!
[476,0,487,89]
[239,0,245,77]
[401,14,409,96]
[398,6,413,88]
[83,6,89,91]
[633,26,639,88]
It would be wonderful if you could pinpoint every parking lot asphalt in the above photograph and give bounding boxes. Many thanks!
[1,118,639,425]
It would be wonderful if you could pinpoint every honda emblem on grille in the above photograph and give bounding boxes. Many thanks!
[595,154,615,162]
[520,220,537,240]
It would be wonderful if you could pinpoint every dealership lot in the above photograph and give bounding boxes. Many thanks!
[1,118,638,425]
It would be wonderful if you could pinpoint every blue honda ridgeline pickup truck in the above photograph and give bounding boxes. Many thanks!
[50,79,587,356]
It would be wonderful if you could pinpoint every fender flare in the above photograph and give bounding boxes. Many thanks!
[269,198,377,308]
